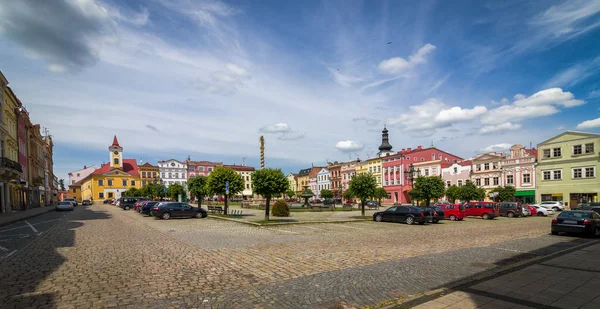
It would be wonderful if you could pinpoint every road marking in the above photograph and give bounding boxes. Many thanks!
[490,246,529,254]
[267,228,299,234]
[328,224,364,230]
[0,218,61,234]
[24,221,39,233]
[0,244,9,251]
[5,250,17,258]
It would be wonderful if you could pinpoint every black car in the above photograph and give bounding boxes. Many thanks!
[551,210,600,237]
[573,206,600,214]
[103,199,111,204]
[119,197,147,210]
[425,206,445,223]
[140,201,160,216]
[82,200,91,206]
[373,206,433,225]
[150,202,208,220]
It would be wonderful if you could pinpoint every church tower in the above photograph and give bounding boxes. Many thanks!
[109,135,123,170]
[378,126,394,157]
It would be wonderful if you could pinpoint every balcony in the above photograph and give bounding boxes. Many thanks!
[0,157,23,180]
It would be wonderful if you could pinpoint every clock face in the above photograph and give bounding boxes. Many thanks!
[171,163,175,167]
[113,151,118,155]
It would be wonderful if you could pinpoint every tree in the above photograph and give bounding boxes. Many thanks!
[122,188,140,197]
[342,189,354,202]
[476,188,486,201]
[349,173,377,216]
[373,187,388,207]
[320,189,333,199]
[251,168,289,221]
[206,166,244,215]
[188,176,209,207]
[489,186,516,202]
[285,189,296,199]
[413,176,445,207]
[167,183,185,200]
[58,179,66,191]
[458,181,480,202]
[445,185,461,203]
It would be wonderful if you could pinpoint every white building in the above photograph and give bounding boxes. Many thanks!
[158,159,187,187]
[68,165,96,186]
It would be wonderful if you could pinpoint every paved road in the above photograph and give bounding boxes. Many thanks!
[0,204,589,309]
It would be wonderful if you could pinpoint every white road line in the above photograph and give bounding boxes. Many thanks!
[5,250,17,258]
[0,244,9,252]
[24,221,39,233]
[300,226,321,230]
[490,246,528,254]
[267,228,300,234]
[0,218,61,234]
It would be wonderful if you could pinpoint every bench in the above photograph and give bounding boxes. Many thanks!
[207,205,224,214]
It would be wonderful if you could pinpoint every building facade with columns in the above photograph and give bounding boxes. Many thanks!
[471,152,506,200]
[158,159,187,187]
[501,145,537,204]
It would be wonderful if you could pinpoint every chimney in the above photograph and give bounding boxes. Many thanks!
[402,148,405,152]
[407,148,412,152]
[84,165,86,169]
[417,145,422,150]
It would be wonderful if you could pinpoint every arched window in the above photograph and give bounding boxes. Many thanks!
[114,158,119,165]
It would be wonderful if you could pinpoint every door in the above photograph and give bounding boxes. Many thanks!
[475,203,483,216]
[395,207,409,222]
[181,204,195,217]
[381,207,396,221]
[170,203,184,217]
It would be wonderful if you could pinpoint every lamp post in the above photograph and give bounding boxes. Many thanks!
[404,164,421,206]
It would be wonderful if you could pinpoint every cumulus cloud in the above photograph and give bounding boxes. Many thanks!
[259,122,290,133]
[197,63,250,95]
[576,118,600,130]
[352,117,380,126]
[512,88,584,107]
[480,143,512,152]
[335,140,364,152]
[378,43,436,74]
[479,122,521,134]
[146,124,159,132]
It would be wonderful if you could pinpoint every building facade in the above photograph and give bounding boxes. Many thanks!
[316,168,330,197]
[536,131,599,207]
[502,145,537,203]
[68,166,96,186]
[186,159,221,178]
[471,152,505,199]
[441,161,472,188]
[356,158,382,186]
[328,163,342,198]
[3,86,23,212]
[158,159,187,187]
[287,173,298,194]
[139,162,159,186]
[340,160,358,197]
[223,165,255,197]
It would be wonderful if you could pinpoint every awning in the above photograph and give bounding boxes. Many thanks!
[514,190,535,197]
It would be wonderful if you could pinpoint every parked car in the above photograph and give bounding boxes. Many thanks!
[573,206,600,214]
[140,201,161,216]
[499,202,524,218]
[532,205,555,216]
[311,199,322,204]
[521,206,531,216]
[373,206,432,225]
[133,200,147,211]
[540,201,565,211]
[575,202,600,209]
[551,210,600,237]
[56,201,74,211]
[119,197,148,210]
[150,202,208,220]
[82,200,91,206]
[323,199,335,205]
[429,206,445,223]
[365,200,379,208]
[439,204,466,221]
[463,202,499,219]
[64,198,77,206]
[524,204,537,216]
[103,199,111,204]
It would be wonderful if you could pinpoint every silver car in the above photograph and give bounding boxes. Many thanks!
[56,201,74,211]
[522,206,531,216]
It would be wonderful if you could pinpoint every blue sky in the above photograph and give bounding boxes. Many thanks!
[0,0,599,182]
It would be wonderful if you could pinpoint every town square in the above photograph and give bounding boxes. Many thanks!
[2,0,600,308]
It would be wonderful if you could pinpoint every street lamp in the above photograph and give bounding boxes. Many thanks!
[404,163,421,206]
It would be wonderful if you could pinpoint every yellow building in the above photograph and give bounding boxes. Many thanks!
[66,182,82,202]
[356,158,383,187]
[139,162,159,186]
[3,86,23,211]
[77,136,141,201]
[287,173,298,193]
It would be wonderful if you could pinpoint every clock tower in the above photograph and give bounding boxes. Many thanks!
[109,135,123,169]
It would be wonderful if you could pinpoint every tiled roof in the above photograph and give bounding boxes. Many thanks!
[187,161,222,165]
[140,162,157,168]
[223,165,255,171]
[525,149,538,157]
[92,159,139,176]
[459,160,472,166]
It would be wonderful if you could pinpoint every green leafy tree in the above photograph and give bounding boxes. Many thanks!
[489,186,516,202]
[188,176,209,207]
[167,183,185,200]
[320,189,334,199]
[251,168,289,221]
[445,185,461,203]
[342,189,354,202]
[147,183,166,199]
[122,188,140,197]
[206,166,245,215]
[58,179,66,191]
[476,188,487,201]
[286,189,296,199]
[458,181,480,202]
[373,187,388,206]
[348,173,377,216]
[413,176,445,207]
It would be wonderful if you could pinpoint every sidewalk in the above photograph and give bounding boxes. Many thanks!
[406,240,600,309]
[0,206,55,227]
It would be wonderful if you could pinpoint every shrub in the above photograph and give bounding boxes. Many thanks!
[271,200,290,217]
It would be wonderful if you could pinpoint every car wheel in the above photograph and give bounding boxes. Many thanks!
[537,212,543,216]
[553,207,559,212]
[201,213,208,218]
[161,212,171,220]
[432,220,439,224]
[406,216,414,225]
[375,215,383,222]
[507,212,515,218]
[449,215,457,221]
[192,213,198,218]
[482,213,490,220]
[124,206,130,210]
[551,231,558,235]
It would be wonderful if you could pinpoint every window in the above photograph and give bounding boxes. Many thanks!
[484,178,490,186]
[377,166,381,173]
[199,167,204,171]
[447,181,451,187]
[421,158,424,161]
[523,173,530,183]
[424,169,429,176]
[131,180,136,186]
[77,173,80,177]
[369,167,373,173]
[506,175,513,185]
[142,172,146,178]
[432,154,435,160]
[114,158,119,165]
[161,173,165,178]
[72,188,76,193]
[99,192,104,198]
[553,170,562,180]
[98,179,104,186]
[142,181,146,186]
[71,180,75,184]
[169,173,172,179]
[188,166,194,171]
[553,148,561,157]
[208,167,213,172]
[586,167,595,178]
[458,180,463,186]
[543,149,551,158]
[122,179,127,186]
[432,168,436,175]
[585,143,594,154]
[573,145,582,155]
[493,177,499,185]
[453,167,458,173]
[543,171,551,180]
[573,168,582,179]
[484,163,490,170]
[476,179,481,186]
[108,192,113,198]
[493,163,498,169]
[153,172,157,177]
[439,154,442,159]
[108,179,113,186]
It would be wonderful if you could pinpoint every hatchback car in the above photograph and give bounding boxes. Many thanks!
[532,205,554,216]
[524,205,537,216]
[82,200,91,206]
[64,198,77,206]
[540,201,565,211]
[56,201,74,211]
[373,206,432,225]
[119,197,148,210]
[439,204,466,221]
[521,206,531,216]
[463,202,499,219]
[499,202,524,218]
[140,201,161,216]
[551,210,600,237]
[150,202,208,220]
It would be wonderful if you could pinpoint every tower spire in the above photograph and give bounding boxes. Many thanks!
[377,125,393,157]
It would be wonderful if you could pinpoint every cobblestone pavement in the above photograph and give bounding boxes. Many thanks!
[0,204,585,309]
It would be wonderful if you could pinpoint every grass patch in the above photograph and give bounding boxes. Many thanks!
[349,216,372,220]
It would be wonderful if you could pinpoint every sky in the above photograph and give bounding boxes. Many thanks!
[0,0,599,182]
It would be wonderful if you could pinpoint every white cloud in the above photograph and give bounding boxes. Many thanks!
[377,43,436,74]
[352,117,380,126]
[435,106,488,123]
[480,143,512,152]
[482,105,559,125]
[479,122,521,134]
[197,63,250,95]
[529,0,600,45]
[259,123,289,133]
[48,64,66,73]
[576,118,600,130]
[278,131,305,141]
[513,88,585,107]
[335,140,364,152]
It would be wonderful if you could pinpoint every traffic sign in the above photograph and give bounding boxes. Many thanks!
[226,181,229,191]
[163,187,167,193]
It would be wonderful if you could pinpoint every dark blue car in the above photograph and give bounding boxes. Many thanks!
[140,201,160,216]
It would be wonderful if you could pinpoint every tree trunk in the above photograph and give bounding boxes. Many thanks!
[198,197,202,208]
[426,199,430,207]
[264,196,271,221]
[224,192,228,215]
[361,201,365,217]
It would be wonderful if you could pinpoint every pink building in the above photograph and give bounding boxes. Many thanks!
[341,160,358,198]
[68,166,96,186]
[501,145,537,204]
[471,152,505,200]
[186,159,222,178]
[441,161,472,188]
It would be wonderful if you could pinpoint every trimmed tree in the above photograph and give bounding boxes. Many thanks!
[476,188,487,201]
[349,173,377,216]
[373,187,388,207]
[320,189,333,199]
[206,166,245,215]
[167,183,185,200]
[458,181,479,202]
[188,176,209,207]
[445,185,461,203]
[342,189,354,202]
[286,189,296,199]
[413,176,446,207]
[252,168,289,221]
[122,188,140,197]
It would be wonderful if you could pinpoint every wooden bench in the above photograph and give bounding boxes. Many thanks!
[207,205,224,214]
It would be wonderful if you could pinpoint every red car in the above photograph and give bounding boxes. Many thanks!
[134,200,148,212]
[524,204,537,216]
[463,202,499,219]
[438,204,466,221]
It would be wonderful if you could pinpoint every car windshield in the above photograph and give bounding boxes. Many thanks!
[59,202,71,205]
[559,211,592,219]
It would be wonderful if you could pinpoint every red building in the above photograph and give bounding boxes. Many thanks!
[382,146,464,204]
[185,158,222,178]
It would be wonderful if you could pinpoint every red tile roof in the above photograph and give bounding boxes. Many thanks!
[459,160,472,166]
[140,162,157,168]
[92,159,139,176]
[525,149,538,157]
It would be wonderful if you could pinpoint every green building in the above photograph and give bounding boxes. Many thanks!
[536,131,600,208]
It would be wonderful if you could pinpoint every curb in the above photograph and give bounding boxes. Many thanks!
[377,238,600,309]
[0,206,56,228]
[208,215,369,226]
